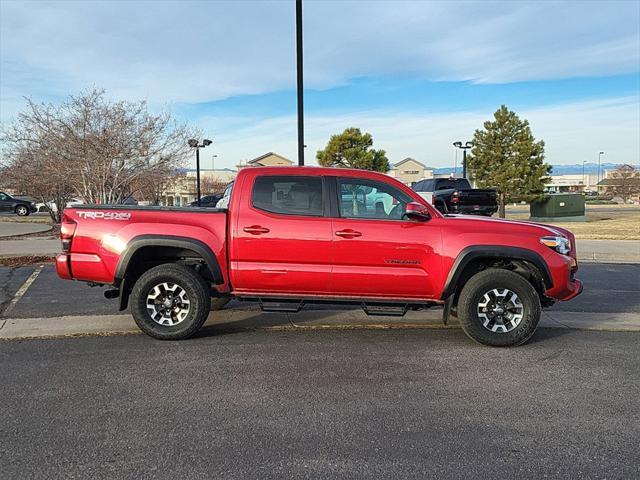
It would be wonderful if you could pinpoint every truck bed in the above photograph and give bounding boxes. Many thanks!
[60,205,229,287]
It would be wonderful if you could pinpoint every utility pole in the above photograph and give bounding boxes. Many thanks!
[296,0,304,166]
[597,151,605,193]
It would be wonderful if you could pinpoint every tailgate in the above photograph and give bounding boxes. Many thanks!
[457,189,496,206]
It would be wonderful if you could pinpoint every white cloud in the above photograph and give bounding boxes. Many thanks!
[200,96,640,169]
[1,0,638,111]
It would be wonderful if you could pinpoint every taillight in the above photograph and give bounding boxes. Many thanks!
[451,191,459,203]
[60,214,77,252]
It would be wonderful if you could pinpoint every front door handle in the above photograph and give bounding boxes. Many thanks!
[335,229,362,238]
[243,225,270,235]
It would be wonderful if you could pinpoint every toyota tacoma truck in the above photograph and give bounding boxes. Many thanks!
[56,166,582,346]
[412,177,498,216]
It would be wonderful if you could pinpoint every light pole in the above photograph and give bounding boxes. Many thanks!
[296,0,304,166]
[453,141,473,179]
[188,138,213,207]
[597,151,605,193]
[211,154,218,171]
[582,160,586,190]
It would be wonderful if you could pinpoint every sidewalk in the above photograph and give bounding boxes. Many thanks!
[575,239,640,263]
[0,239,59,257]
[2,238,639,263]
[0,222,52,238]
[1,307,639,340]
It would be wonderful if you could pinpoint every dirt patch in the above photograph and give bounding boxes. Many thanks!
[0,255,56,267]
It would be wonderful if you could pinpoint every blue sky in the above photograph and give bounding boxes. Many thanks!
[1,0,639,169]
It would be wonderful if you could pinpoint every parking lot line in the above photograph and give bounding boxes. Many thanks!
[3,265,43,317]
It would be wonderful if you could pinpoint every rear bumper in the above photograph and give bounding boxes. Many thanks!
[56,252,113,284]
[451,205,498,215]
[56,254,72,280]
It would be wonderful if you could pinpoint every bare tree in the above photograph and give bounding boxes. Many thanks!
[199,175,227,196]
[605,164,640,202]
[1,89,194,220]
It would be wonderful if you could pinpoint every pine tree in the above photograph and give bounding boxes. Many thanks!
[467,105,551,217]
[316,127,389,172]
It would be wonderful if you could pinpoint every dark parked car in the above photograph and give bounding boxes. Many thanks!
[189,194,222,208]
[0,191,37,216]
[412,178,498,216]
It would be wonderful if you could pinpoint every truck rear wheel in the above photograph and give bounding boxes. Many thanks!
[130,263,211,340]
[457,269,540,347]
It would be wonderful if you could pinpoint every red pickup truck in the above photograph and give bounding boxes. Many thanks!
[56,166,582,346]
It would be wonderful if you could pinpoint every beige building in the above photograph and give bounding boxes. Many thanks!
[387,158,434,185]
[237,152,294,169]
[546,174,598,193]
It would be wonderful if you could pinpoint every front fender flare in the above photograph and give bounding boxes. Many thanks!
[441,245,553,299]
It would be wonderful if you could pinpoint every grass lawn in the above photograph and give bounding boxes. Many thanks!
[505,205,640,240]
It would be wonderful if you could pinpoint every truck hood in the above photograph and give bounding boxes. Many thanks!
[443,214,572,238]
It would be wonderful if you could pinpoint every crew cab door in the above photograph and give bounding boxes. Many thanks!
[0,192,12,212]
[230,174,333,295]
[330,177,442,300]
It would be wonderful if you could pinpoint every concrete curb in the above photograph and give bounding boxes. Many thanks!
[1,308,638,340]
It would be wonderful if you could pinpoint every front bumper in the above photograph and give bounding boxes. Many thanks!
[543,250,583,301]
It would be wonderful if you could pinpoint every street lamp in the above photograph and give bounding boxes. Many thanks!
[211,154,218,171]
[188,138,213,207]
[453,141,473,179]
[582,160,586,189]
[597,151,605,193]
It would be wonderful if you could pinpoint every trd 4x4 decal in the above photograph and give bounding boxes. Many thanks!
[77,211,131,220]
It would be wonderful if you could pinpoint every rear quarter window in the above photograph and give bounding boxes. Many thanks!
[252,176,324,216]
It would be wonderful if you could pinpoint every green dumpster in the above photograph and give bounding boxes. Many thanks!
[530,194,586,222]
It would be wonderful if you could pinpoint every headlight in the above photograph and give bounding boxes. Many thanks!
[540,236,571,255]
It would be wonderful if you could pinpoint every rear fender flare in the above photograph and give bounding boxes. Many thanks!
[115,235,223,286]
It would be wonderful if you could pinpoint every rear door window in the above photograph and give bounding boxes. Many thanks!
[252,176,324,216]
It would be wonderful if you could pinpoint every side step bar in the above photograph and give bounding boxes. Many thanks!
[251,297,436,318]
[259,299,304,313]
[361,302,408,317]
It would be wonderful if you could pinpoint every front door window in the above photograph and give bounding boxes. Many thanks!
[338,179,412,220]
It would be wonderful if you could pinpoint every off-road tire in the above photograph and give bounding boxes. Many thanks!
[130,263,211,340]
[15,205,30,216]
[457,268,541,347]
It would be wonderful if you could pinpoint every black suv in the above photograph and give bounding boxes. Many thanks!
[0,191,37,216]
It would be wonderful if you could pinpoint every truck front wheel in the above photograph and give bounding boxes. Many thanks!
[130,263,211,340]
[457,269,541,347]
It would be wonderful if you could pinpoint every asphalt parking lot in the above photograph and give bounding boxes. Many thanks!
[1,329,638,479]
[1,263,638,319]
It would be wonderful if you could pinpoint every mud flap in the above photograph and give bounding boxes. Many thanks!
[442,295,454,325]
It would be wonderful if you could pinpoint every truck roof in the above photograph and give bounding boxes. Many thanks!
[237,165,399,181]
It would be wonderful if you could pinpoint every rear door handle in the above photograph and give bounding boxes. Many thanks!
[243,225,270,235]
[335,229,362,238]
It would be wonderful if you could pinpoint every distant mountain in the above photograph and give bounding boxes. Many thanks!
[433,163,624,176]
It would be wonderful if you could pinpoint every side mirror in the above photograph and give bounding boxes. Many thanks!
[405,202,431,222]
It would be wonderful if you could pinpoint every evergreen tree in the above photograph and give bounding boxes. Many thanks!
[467,105,551,217]
[316,127,389,172]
